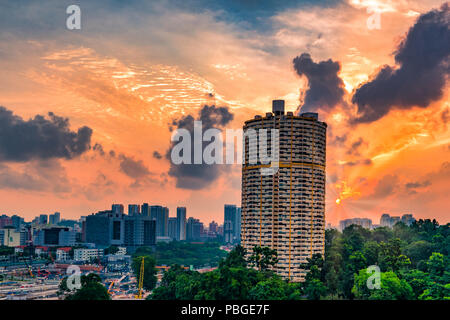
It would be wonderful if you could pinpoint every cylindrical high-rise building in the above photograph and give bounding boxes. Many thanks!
[241,100,327,282]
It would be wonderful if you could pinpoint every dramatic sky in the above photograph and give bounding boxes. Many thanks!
[0,0,448,226]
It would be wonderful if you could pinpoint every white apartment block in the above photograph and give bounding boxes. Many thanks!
[74,248,104,262]
[56,248,71,261]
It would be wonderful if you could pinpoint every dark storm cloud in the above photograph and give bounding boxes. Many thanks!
[0,106,92,162]
[0,160,71,193]
[373,175,398,198]
[119,155,150,179]
[360,174,399,200]
[346,137,365,155]
[153,151,162,159]
[293,53,346,113]
[441,108,450,124]
[352,4,450,123]
[167,105,234,190]
[333,134,347,145]
[341,158,372,167]
[93,143,106,156]
[405,180,431,189]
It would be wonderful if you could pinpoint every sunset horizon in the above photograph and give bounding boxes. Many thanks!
[0,0,449,227]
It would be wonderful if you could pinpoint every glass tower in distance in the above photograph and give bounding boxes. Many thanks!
[241,100,327,282]
[176,207,187,241]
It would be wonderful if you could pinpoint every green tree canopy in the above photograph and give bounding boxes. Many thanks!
[64,273,111,300]
[248,246,278,272]
[352,269,414,300]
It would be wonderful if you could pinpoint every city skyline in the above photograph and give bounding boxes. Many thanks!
[2,202,442,226]
[0,1,449,227]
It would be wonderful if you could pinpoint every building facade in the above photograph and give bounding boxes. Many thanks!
[124,215,156,249]
[339,218,372,231]
[168,217,177,240]
[49,212,61,225]
[85,210,125,246]
[186,217,203,241]
[0,226,21,247]
[380,213,415,228]
[241,100,327,282]
[74,248,103,262]
[85,206,156,249]
[176,207,187,241]
[150,206,169,237]
[224,205,237,244]
[33,226,76,246]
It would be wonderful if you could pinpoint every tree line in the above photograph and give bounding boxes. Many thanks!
[145,219,449,300]
[57,219,449,300]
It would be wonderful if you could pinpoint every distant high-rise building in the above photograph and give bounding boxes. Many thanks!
[380,213,391,227]
[235,207,241,244]
[168,217,177,240]
[380,213,413,228]
[209,221,218,233]
[186,217,202,241]
[141,203,150,216]
[0,215,12,228]
[85,205,155,250]
[150,206,169,237]
[33,226,76,246]
[224,205,238,244]
[391,216,400,226]
[339,218,372,231]
[401,214,415,226]
[241,100,327,282]
[128,204,141,216]
[85,210,124,246]
[176,207,186,241]
[124,214,156,250]
[11,215,24,230]
[39,214,48,225]
[217,224,224,236]
[49,212,61,225]
[112,204,124,214]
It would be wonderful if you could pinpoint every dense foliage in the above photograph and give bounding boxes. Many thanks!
[134,242,227,268]
[149,219,449,300]
[307,219,449,300]
[149,245,302,300]
[0,246,14,256]
[59,273,111,300]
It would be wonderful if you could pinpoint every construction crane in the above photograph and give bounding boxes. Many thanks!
[16,242,34,278]
[135,257,144,299]
[107,274,127,295]
[19,256,34,278]
[107,280,115,295]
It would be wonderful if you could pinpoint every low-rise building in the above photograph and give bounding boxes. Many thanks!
[56,247,72,261]
[34,246,49,257]
[339,218,373,231]
[116,247,127,255]
[33,226,76,247]
[74,248,103,262]
[14,246,24,254]
[0,227,21,247]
